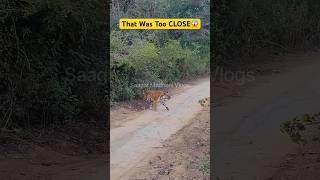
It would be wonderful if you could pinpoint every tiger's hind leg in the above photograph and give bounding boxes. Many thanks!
[144,96,153,110]
[148,100,152,110]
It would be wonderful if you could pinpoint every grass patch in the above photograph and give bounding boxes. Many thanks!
[198,154,210,175]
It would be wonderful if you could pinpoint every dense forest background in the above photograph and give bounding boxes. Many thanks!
[213,0,320,66]
[1,0,107,129]
[110,0,210,102]
[1,0,320,129]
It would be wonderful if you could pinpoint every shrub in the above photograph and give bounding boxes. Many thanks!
[213,0,320,66]
[110,37,209,102]
[281,112,320,144]
[1,0,107,129]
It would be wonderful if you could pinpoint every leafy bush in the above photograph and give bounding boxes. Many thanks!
[1,0,106,129]
[281,112,320,144]
[110,35,209,102]
[110,0,210,103]
[213,0,320,66]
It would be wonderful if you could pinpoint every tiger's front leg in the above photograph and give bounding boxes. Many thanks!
[152,101,157,111]
[160,97,169,111]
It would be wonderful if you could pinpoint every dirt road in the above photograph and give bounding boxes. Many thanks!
[213,51,320,180]
[110,78,210,180]
[128,107,210,180]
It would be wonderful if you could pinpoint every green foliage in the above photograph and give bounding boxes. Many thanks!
[198,155,210,175]
[281,112,320,144]
[110,0,210,102]
[1,0,106,129]
[213,0,320,65]
[110,32,209,101]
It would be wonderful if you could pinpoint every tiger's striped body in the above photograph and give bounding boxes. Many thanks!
[143,90,171,111]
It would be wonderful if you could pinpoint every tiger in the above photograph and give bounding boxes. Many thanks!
[198,97,210,107]
[143,90,171,111]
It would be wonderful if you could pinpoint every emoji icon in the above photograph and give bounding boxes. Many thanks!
[191,20,198,27]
